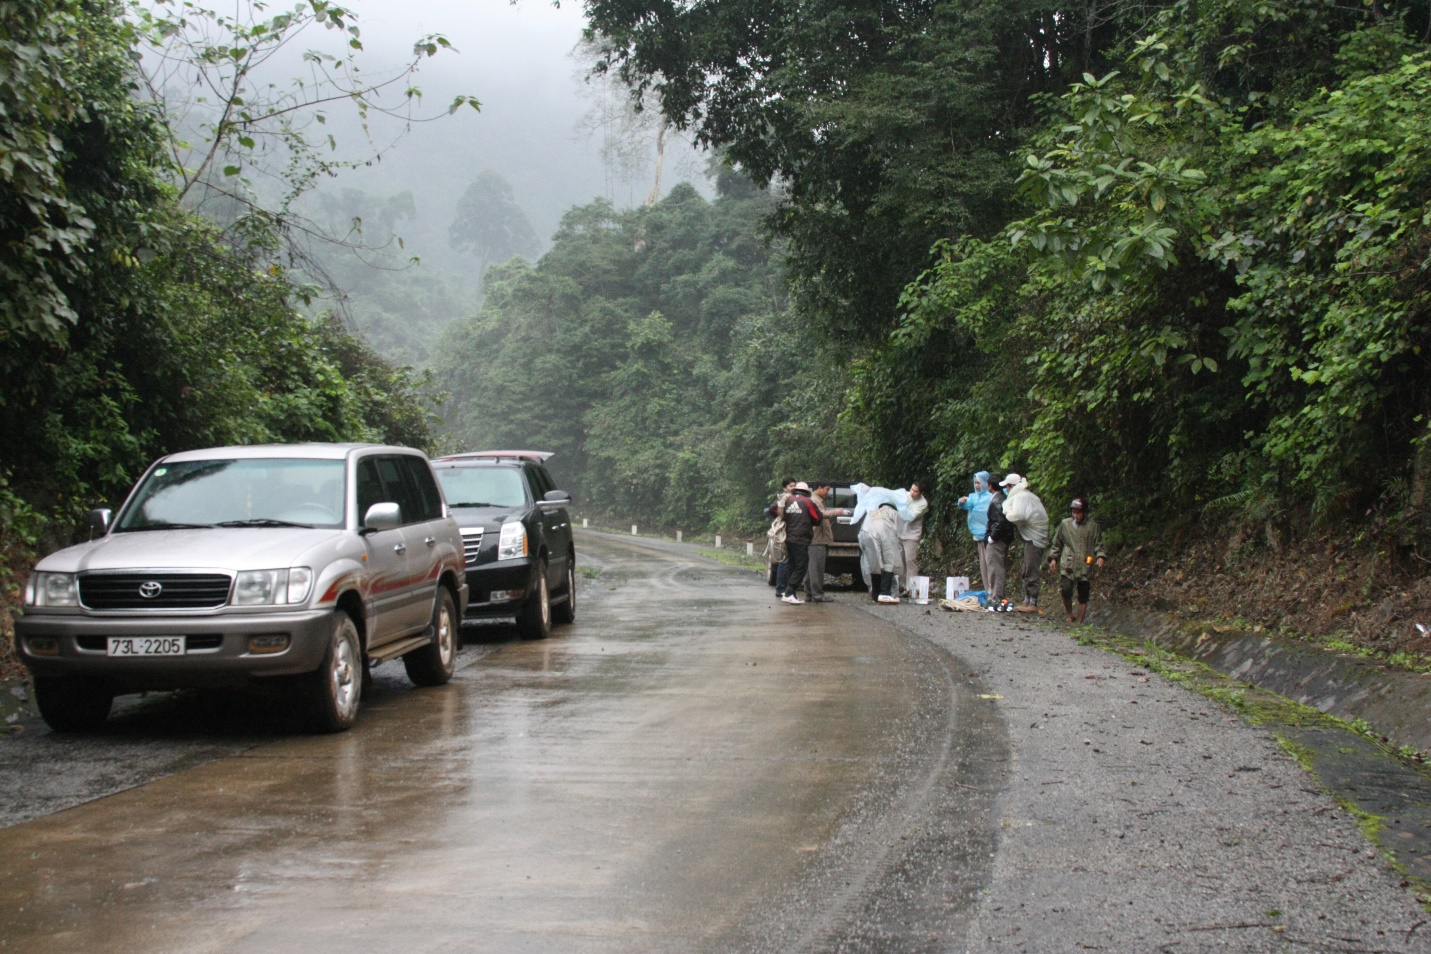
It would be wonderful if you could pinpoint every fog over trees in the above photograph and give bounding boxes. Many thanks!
[6,0,1431,644]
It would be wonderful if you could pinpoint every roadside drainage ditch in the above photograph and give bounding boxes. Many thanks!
[1092,604,1431,886]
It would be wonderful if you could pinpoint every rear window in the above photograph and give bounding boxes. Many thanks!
[435,467,528,509]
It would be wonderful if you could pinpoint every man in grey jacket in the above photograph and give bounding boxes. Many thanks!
[806,481,849,603]
[897,481,929,595]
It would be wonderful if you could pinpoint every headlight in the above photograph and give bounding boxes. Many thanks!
[286,567,313,604]
[25,572,78,607]
[233,568,313,606]
[498,521,527,561]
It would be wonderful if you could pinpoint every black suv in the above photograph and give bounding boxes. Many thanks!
[430,451,575,639]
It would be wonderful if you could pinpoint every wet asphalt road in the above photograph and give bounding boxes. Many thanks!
[0,530,1427,952]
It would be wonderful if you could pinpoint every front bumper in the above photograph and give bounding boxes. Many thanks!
[15,608,336,689]
[461,557,538,620]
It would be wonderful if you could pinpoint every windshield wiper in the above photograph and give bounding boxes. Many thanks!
[216,518,315,529]
[119,522,215,532]
[449,501,501,508]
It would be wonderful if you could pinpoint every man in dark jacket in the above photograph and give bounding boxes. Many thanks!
[984,482,1016,607]
[779,482,822,605]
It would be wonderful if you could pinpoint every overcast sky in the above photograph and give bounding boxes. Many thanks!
[303,0,705,265]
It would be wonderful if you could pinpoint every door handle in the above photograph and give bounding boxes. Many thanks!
[424,536,436,547]
[394,543,408,555]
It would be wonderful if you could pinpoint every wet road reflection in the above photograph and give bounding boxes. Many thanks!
[0,532,1000,953]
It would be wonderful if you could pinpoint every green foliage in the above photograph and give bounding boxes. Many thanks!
[0,0,122,343]
[0,0,438,542]
[131,0,476,233]
[584,0,1131,344]
[302,187,472,367]
[885,0,1431,540]
[448,171,539,279]
[435,176,857,531]
[577,0,1431,564]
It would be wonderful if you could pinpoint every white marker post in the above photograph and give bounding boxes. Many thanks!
[676,530,683,543]
[631,524,639,536]
[746,540,754,556]
[714,533,723,549]
[582,517,589,528]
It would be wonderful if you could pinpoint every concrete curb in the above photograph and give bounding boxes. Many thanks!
[1090,602,1431,754]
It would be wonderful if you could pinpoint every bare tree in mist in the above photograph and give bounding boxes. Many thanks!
[571,36,698,208]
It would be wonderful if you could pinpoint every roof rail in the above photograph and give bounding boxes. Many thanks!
[434,450,554,463]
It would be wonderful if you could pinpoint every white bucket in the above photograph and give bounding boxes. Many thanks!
[946,576,970,600]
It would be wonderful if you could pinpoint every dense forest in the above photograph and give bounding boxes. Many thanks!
[5,0,1431,652]
[581,0,1431,535]
[434,170,857,530]
[0,0,443,578]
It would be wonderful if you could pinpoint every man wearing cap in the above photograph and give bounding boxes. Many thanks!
[1048,498,1106,623]
[998,473,1049,613]
[778,482,822,605]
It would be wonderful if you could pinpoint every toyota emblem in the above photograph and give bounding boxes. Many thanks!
[138,581,163,599]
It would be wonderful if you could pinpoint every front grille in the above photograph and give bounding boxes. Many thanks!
[460,529,484,566]
[79,573,232,610]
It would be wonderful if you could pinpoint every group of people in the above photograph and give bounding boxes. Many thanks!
[764,471,1104,621]
[764,478,927,606]
[958,472,1105,620]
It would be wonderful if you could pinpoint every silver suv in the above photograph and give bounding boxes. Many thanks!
[15,444,469,733]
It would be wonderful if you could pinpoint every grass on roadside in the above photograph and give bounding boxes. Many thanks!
[697,548,765,572]
[1063,620,1431,908]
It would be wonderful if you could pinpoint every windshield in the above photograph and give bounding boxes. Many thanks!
[435,466,528,509]
[116,458,347,531]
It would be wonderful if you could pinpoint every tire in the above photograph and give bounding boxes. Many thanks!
[33,677,113,733]
[304,611,362,733]
[552,557,576,625]
[516,560,552,640]
[766,559,778,586]
[404,588,458,687]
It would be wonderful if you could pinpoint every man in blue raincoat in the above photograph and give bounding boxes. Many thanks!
[958,471,994,591]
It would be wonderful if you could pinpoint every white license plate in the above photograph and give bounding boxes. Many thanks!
[107,636,186,657]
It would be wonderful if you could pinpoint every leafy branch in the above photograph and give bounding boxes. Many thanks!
[129,0,479,246]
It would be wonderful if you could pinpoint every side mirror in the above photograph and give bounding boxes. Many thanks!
[88,508,112,537]
[363,502,402,533]
[543,490,573,505]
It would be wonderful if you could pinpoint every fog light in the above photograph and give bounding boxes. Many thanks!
[489,589,525,603]
[247,634,290,655]
[26,637,60,656]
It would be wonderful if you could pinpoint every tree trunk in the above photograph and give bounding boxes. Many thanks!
[1406,417,1431,546]
[643,122,668,208]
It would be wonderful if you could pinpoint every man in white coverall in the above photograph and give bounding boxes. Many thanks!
[851,483,905,604]
[999,473,1049,614]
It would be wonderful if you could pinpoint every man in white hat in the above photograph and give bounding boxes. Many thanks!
[998,473,1049,613]
[777,482,822,604]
